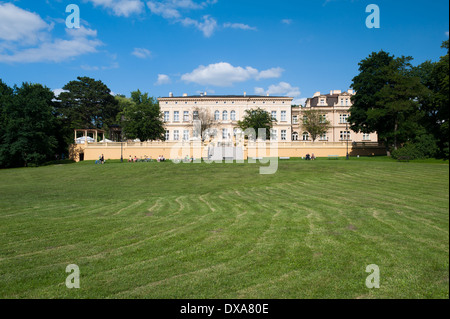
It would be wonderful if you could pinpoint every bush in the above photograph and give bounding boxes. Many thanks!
[392,134,439,160]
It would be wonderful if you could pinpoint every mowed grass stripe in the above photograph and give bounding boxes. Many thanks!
[0,158,448,298]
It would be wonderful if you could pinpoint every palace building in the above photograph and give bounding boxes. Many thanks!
[292,89,378,143]
[158,92,294,142]
[158,90,377,144]
[70,90,383,162]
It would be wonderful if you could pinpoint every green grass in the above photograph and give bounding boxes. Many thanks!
[0,158,448,299]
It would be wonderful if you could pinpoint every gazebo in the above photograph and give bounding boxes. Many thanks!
[74,129,105,144]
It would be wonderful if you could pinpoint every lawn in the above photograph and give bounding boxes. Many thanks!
[0,157,448,299]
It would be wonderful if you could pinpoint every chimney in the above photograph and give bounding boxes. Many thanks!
[313,92,321,97]
[182,93,188,97]
[169,92,173,98]
[204,91,207,96]
[348,89,354,94]
[244,91,247,97]
[266,93,270,97]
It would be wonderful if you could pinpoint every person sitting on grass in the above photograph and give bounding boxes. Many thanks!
[128,155,132,163]
[311,154,316,161]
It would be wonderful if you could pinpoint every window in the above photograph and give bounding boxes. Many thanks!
[340,114,349,124]
[303,116,308,124]
[270,129,278,141]
[165,130,170,141]
[215,111,220,121]
[293,115,298,124]
[302,132,309,141]
[281,111,287,122]
[223,111,228,121]
[345,99,349,106]
[319,114,327,124]
[271,111,277,121]
[340,131,351,141]
[292,132,299,141]
[281,130,287,141]
[231,111,236,121]
[320,133,328,141]
[174,111,179,122]
[320,98,326,106]
[341,98,344,106]
[184,111,189,122]
[164,111,170,122]
[183,130,189,141]
[174,130,180,141]
[193,111,199,120]
[222,129,229,140]
[363,133,371,141]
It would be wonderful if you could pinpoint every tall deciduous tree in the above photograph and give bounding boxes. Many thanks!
[237,108,274,140]
[302,109,331,142]
[0,83,58,167]
[56,76,120,130]
[414,40,449,158]
[192,107,216,141]
[118,90,165,142]
[348,51,425,153]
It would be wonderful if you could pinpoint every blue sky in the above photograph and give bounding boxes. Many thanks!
[0,0,448,105]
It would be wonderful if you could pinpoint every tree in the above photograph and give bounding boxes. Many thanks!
[0,80,13,147]
[414,40,449,159]
[237,108,274,140]
[301,109,331,142]
[192,107,216,141]
[0,83,58,167]
[56,77,120,130]
[118,90,165,142]
[348,51,425,153]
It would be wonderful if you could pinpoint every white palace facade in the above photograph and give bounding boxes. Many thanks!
[158,90,378,144]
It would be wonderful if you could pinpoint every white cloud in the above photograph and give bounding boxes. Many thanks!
[85,0,145,17]
[223,23,257,31]
[0,25,102,64]
[148,0,221,37]
[131,48,152,59]
[0,4,103,64]
[281,19,293,25]
[255,82,303,104]
[181,62,284,87]
[446,31,449,37]
[155,74,171,85]
[0,3,52,44]
[256,67,284,80]
[181,15,217,37]
[147,1,181,18]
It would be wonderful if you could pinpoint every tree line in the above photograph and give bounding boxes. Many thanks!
[0,77,165,168]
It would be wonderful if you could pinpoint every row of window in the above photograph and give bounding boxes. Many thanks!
[318,98,350,106]
[164,129,290,141]
[164,111,351,125]
[164,110,290,123]
[164,129,370,142]
[291,132,371,141]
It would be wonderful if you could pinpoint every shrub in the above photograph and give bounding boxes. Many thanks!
[392,134,439,160]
